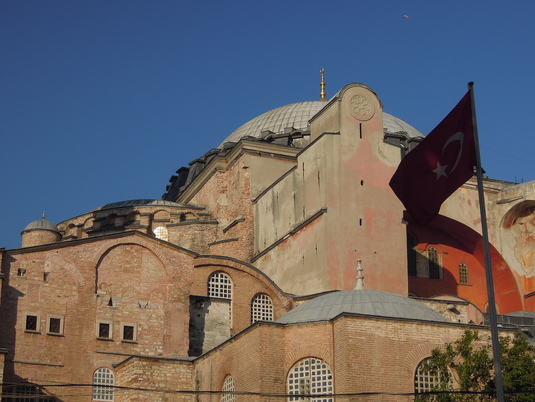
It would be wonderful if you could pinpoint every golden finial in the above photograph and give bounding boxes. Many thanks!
[320,68,326,102]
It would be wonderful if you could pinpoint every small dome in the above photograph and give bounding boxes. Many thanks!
[505,311,535,318]
[277,290,448,324]
[23,216,59,233]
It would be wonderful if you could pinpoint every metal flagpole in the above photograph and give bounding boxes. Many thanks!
[469,81,505,401]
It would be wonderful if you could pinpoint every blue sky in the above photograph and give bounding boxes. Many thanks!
[1,1,534,249]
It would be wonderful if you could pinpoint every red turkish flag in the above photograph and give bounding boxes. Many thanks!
[389,91,476,225]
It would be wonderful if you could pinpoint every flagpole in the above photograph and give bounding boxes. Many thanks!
[469,81,505,401]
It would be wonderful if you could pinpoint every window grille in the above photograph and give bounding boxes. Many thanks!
[251,293,274,323]
[153,226,168,241]
[2,384,55,401]
[208,272,232,326]
[288,358,333,401]
[122,325,135,341]
[459,263,469,285]
[48,318,62,334]
[98,323,111,339]
[93,368,114,401]
[414,358,453,395]
[208,272,232,299]
[220,376,235,402]
[25,315,38,332]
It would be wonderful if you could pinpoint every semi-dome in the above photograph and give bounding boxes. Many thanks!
[22,216,59,233]
[218,101,423,148]
[277,289,448,324]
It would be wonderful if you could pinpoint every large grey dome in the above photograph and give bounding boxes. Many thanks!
[277,290,448,324]
[219,101,326,147]
[382,112,422,138]
[23,217,59,233]
[218,101,423,148]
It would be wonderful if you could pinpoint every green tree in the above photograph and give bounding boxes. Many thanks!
[415,329,535,401]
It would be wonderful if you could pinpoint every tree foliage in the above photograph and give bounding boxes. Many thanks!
[416,329,535,401]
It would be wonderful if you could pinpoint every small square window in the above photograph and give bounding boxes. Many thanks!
[121,324,136,342]
[25,315,39,332]
[97,322,112,339]
[49,318,61,333]
[47,316,64,335]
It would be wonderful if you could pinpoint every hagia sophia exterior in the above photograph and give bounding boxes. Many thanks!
[1,81,535,401]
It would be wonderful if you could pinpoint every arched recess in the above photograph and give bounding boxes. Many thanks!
[407,214,523,314]
[84,217,94,232]
[153,210,171,221]
[501,200,535,282]
[95,243,169,300]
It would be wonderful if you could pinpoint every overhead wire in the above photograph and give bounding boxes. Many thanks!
[3,381,535,399]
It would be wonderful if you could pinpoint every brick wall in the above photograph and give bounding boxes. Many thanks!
[115,356,195,402]
[0,232,196,400]
[191,316,494,402]
[189,155,255,262]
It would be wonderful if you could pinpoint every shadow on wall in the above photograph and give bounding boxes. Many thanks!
[188,296,231,357]
[407,214,523,314]
[188,296,208,357]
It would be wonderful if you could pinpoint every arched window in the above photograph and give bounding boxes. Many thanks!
[208,271,232,325]
[153,226,168,241]
[251,293,274,323]
[459,263,469,285]
[428,247,441,279]
[414,358,453,396]
[288,357,333,401]
[93,367,114,401]
[221,375,235,402]
[407,232,417,277]
[208,272,232,299]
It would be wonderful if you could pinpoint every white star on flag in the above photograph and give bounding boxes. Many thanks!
[433,162,448,180]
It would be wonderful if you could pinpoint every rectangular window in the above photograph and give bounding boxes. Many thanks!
[25,314,39,332]
[459,263,469,285]
[47,316,64,335]
[97,322,112,339]
[428,247,442,280]
[49,318,61,333]
[121,324,136,342]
